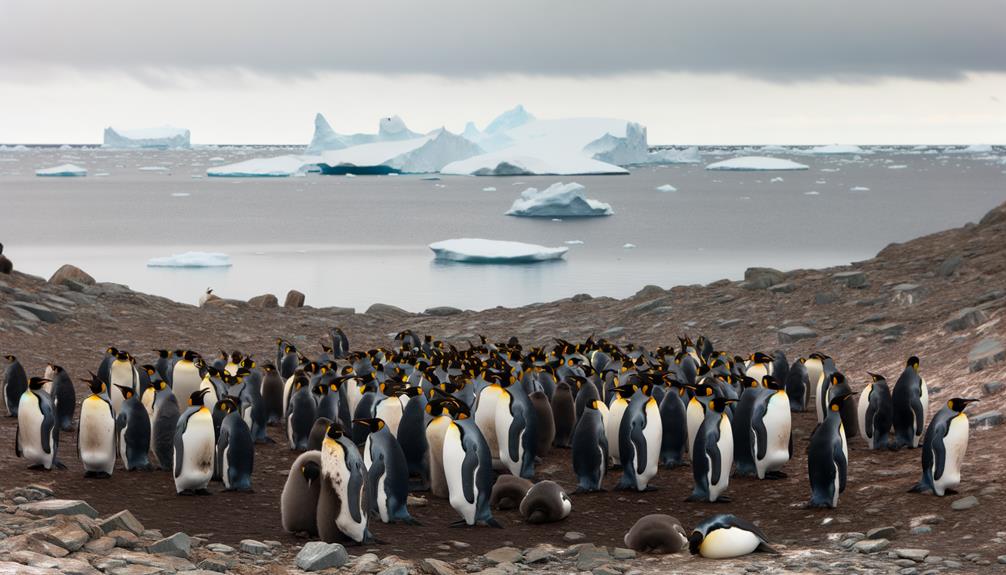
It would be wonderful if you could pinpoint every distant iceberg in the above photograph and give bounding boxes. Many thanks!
[706,157,809,171]
[103,126,190,149]
[318,130,481,174]
[147,251,232,268]
[656,184,677,192]
[207,155,321,177]
[946,144,995,154]
[306,114,423,154]
[429,238,568,264]
[639,146,702,165]
[809,144,870,155]
[506,182,612,218]
[36,163,87,177]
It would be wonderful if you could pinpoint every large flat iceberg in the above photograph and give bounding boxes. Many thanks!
[207,155,321,177]
[506,182,612,217]
[147,251,232,268]
[429,238,568,264]
[705,156,809,171]
[318,130,481,174]
[306,114,423,153]
[36,164,87,177]
[103,126,191,149]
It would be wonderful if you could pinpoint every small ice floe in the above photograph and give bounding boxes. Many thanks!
[849,186,871,192]
[623,243,637,249]
[805,191,820,195]
[815,180,827,184]
[505,182,612,217]
[36,163,87,177]
[656,184,677,192]
[191,174,203,179]
[93,172,110,177]
[820,168,840,172]
[139,166,170,173]
[706,156,809,171]
[888,165,908,170]
[564,240,585,245]
[482,186,497,191]
[770,176,784,182]
[147,251,232,268]
[171,192,191,197]
[429,238,568,263]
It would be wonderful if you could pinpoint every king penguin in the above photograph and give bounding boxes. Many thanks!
[356,418,418,524]
[287,375,317,451]
[784,358,810,412]
[688,514,778,559]
[173,389,215,495]
[688,397,736,503]
[892,356,929,449]
[282,450,322,536]
[48,364,76,432]
[616,383,662,492]
[572,398,609,492]
[658,379,688,468]
[108,350,137,416]
[318,423,373,544]
[3,354,28,417]
[260,362,284,425]
[425,396,458,498]
[441,401,501,528]
[858,372,894,450]
[605,384,635,466]
[150,379,181,471]
[807,392,852,508]
[551,380,576,448]
[171,351,203,408]
[909,398,979,496]
[114,384,152,471]
[686,382,717,461]
[78,374,116,477]
[495,375,538,479]
[473,373,504,465]
[15,377,60,469]
[216,409,255,491]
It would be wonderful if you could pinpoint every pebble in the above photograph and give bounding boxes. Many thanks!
[895,549,930,562]
[950,495,979,510]
[204,543,235,554]
[867,526,897,540]
[295,541,349,571]
[853,538,890,554]
[563,531,587,542]
[239,539,268,555]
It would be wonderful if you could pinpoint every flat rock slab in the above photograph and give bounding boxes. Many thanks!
[969,338,1005,372]
[99,510,145,536]
[778,325,818,343]
[424,306,463,316]
[945,307,988,332]
[895,548,931,562]
[484,547,523,564]
[971,410,1004,428]
[0,561,61,575]
[833,270,868,288]
[146,532,191,558]
[853,538,890,553]
[296,541,348,571]
[238,539,268,555]
[951,495,979,510]
[743,267,786,290]
[19,499,98,518]
[419,557,457,575]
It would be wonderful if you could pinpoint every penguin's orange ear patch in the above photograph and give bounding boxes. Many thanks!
[947,400,953,409]
[831,404,839,411]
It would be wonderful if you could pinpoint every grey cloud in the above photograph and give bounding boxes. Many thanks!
[2,0,1004,81]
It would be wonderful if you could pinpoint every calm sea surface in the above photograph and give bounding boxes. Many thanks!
[1,146,1003,311]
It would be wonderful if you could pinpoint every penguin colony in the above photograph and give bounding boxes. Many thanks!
[2,330,981,559]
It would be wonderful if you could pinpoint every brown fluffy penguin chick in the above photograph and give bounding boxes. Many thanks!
[624,514,688,554]
[490,475,534,510]
[519,480,572,524]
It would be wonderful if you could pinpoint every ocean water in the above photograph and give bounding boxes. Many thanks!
[1,146,1003,312]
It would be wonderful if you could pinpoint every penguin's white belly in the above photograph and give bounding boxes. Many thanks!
[745,364,768,385]
[109,361,134,414]
[757,393,791,476]
[176,410,214,491]
[426,416,450,493]
[281,375,296,419]
[857,385,872,447]
[375,399,403,437]
[346,384,363,417]
[606,400,628,463]
[225,363,238,376]
[80,397,116,473]
[221,445,232,488]
[709,416,733,501]
[17,394,49,466]
[443,424,477,524]
[934,414,969,495]
[637,402,662,488]
[494,396,517,469]
[173,363,201,406]
[701,527,761,559]
[812,374,826,422]
[686,400,704,460]
[474,387,501,459]
[917,380,929,447]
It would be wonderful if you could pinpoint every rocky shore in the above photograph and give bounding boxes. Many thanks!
[1,201,1004,574]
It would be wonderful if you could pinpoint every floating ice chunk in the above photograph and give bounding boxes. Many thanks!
[809,144,870,155]
[191,175,203,179]
[104,126,190,149]
[94,172,110,177]
[565,240,584,245]
[429,238,567,263]
[171,192,191,197]
[888,164,908,170]
[147,251,232,268]
[759,145,790,153]
[36,163,87,177]
[642,146,702,164]
[820,168,840,172]
[505,182,612,218]
[319,130,481,174]
[208,156,225,162]
[656,184,677,192]
[706,157,809,171]
[770,177,784,182]
[482,186,497,191]
[849,186,870,192]
[623,243,637,249]
[946,144,994,154]
[804,191,820,195]
[207,155,321,177]
[815,180,827,184]
[139,166,170,173]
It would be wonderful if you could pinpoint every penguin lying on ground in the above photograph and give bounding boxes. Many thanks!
[689,514,778,559]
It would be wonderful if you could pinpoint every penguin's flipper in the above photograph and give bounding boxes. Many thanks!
[706,442,722,487]
[365,457,384,516]
[14,423,22,457]
[347,460,366,524]
[864,397,877,441]
[630,422,647,475]
[834,441,848,493]
[756,541,780,555]
[753,406,769,461]
[460,445,479,504]
[507,410,525,465]
[932,428,948,482]
[911,395,925,441]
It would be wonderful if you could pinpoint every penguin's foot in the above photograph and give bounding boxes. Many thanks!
[449,520,473,528]
[943,488,959,495]
[907,483,932,494]
[398,517,422,526]
[638,485,657,492]
[485,518,504,529]
[54,460,67,470]
[195,488,212,496]
[27,463,46,470]
[714,496,732,503]
[765,471,788,480]
[177,489,196,496]
[685,493,707,502]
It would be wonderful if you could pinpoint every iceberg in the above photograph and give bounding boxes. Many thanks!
[705,157,809,171]
[945,144,995,154]
[207,155,321,177]
[809,144,870,155]
[305,113,423,153]
[441,114,646,176]
[147,251,232,268]
[103,126,190,149]
[318,129,481,175]
[484,105,535,134]
[505,182,612,218]
[656,184,677,192]
[640,146,702,165]
[36,163,87,177]
[430,238,567,264]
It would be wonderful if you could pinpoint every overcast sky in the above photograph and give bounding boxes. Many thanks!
[1,0,1004,144]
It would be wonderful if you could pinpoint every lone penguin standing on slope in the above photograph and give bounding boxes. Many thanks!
[0,242,12,275]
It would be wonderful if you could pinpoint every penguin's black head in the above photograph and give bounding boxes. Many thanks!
[262,362,276,373]
[352,418,386,433]
[750,352,773,364]
[740,376,760,389]
[115,384,134,400]
[907,356,920,370]
[301,460,321,483]
[182,350,199,361]
[695,383,716,398]
[115,350,130,361]
[711,397,736,412]
[189,388,211,407]
[948,398,979,412]
[106,346,118,356]
[239,357,255,369]
[214,397,237,413]
[762,375,783,390]
[828,392,853,411]
[140,364,156,377]
[867,372,886,383]
[284,344,297,354]
[312,383,328,396]
[829,373,846,387]
[49,364,65,374]
[154,349,170,358]
[155,380,169,391]
[325,422,344,440]
[27,377,50,391]
[85,372,106,395]
[687,531,704,555]
[230,351,243,364]
[3,354,15,363]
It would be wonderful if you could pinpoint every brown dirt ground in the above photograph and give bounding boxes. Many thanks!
[0,201,1004,562]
